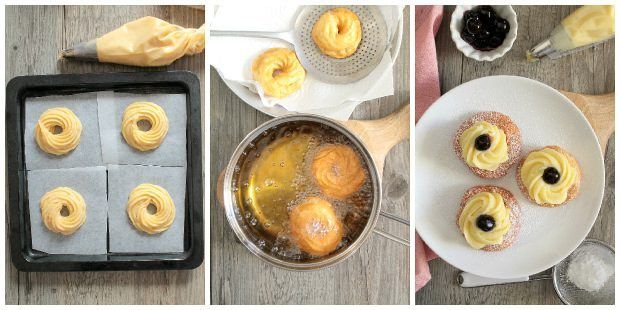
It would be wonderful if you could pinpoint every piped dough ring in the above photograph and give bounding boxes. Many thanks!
[34,107,82,155]
[126,183,175,234]
[311,144,366,200]
[289,196,343,257]
[121,101,169,151]
[40,187,86,235]
[311,7,362,58]
[251,48,306,98]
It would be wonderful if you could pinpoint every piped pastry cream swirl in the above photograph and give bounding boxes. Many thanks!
[459,121,508,171]
[126,183,175,234]
[458,191,511,249]
[35,107,82,155]
[40,187,86,235]
[121,101,169,151]
[520,147,578,205]
[251,48,306,98]
[311,7,362,58]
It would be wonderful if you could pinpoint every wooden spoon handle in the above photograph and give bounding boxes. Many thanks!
[561,91,615,152]
[342,104,410,174]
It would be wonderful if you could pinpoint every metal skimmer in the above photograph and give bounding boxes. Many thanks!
[211,5,389,84]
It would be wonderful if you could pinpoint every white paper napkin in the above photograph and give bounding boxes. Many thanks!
[210,5,403,119]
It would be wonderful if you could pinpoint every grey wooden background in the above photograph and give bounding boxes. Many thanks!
[210,7,410,305]
[5,5,205,305]
[415,5,615,305]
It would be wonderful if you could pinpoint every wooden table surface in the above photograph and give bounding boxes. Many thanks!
[5,5,205,305]
[415,5,615,305]
[210,7,410,305]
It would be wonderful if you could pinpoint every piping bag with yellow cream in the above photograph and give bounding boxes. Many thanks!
[60,16,204,67]
[527,5,614,61]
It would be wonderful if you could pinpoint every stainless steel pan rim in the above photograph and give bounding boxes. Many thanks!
[223,113,383,271]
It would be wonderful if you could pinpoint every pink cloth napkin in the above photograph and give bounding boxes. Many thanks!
[415,5,443,122]
[415,5,443,292]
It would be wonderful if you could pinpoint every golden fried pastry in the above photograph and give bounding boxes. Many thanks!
[311,144,366,200]
[35,107,82,155]
[456,185,521,251]
[517,146,581,207]
[251,48,306,98]
[311,7,362,58]
[126,183,175,234]
[121,101,169,151]
[289,196,343,256]
[40,187,86,235]
[454,111,521,178]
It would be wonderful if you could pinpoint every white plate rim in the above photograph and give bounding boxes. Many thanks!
[415,75,605,279]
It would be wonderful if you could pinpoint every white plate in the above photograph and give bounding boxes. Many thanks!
[218,16,404,118]
[415,76,605,279]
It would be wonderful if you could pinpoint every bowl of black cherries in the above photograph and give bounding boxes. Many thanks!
[450,5,517,61]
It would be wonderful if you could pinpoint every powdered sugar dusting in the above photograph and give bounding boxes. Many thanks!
[455,185,521,252]
[416,76,605,278]
[305,219,333,236]
[454,111,522,178]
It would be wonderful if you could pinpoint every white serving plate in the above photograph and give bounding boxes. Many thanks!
[415,75,605,279]
[217,14,404,118]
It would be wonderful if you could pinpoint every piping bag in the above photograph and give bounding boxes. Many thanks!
[527,5,614,61]
[60,16,205,67]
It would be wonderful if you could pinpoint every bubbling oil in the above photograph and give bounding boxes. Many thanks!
[231,121,374,261]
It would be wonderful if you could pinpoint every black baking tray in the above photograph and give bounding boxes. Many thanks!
[6,71,203,271]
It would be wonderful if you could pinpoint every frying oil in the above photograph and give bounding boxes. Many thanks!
[232,121,374,261]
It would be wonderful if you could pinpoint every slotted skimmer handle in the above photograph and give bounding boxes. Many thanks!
[343,104,410,175]
[210,30,295,44]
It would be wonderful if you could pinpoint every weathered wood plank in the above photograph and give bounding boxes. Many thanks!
[5,5,205,305]
[210,7,410,305]
[416,5,614,305]
[5,5,65,305]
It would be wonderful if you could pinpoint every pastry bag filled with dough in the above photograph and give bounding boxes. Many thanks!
[60,16,204,67]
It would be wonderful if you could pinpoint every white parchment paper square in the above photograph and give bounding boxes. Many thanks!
[27,166,108,254]
[107,165,186,253]
[24,93,103,170]
[98,91,187,166]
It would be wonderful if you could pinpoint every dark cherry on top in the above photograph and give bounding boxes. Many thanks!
[474,134,491,151]
[476,214,495,232]
[543,167,561,184]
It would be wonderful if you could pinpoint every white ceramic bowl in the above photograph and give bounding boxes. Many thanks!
[450,5,518,61]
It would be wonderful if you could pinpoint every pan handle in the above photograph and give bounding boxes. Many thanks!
[372,210,410,247]
[342,104,410,174]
